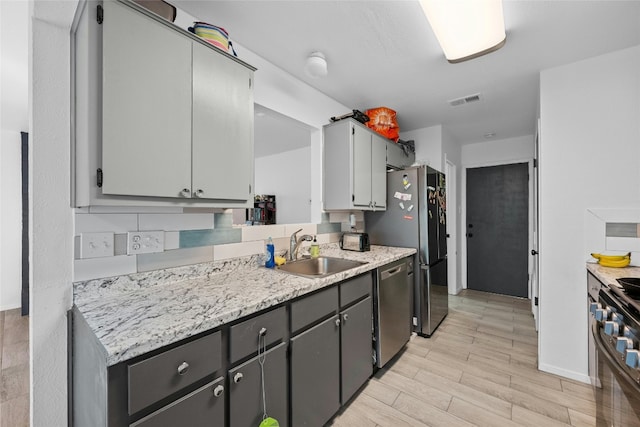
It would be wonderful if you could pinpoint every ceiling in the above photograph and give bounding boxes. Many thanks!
[173,0,640,145]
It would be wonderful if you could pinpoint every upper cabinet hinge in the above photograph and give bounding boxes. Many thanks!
[534,297,539,306]
[533,158,538,168]
[97,5,104,24]
[351,127,355,135]
[249,184,252,194]
[249,78,252,89]
[352,194,355,202]
[97,168,103,188]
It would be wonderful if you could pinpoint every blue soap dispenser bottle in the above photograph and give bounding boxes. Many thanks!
[265,237,275,268]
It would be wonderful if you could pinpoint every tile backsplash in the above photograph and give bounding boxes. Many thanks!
[74,208,360,281]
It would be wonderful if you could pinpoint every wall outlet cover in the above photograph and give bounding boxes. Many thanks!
[127,231,165,255]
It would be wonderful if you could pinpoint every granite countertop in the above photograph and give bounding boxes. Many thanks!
[73,243,416,366]
[586,262,640,288]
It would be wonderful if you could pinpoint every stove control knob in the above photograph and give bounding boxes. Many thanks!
[595,307,611,322]
[590,302,601,315]
[604,321,619,336]
[616,337,633,354]
[625,350,640,369]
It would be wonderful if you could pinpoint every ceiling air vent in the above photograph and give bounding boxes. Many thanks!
[448,93,482,107]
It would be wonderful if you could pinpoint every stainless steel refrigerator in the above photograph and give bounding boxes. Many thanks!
[366,165,448,337]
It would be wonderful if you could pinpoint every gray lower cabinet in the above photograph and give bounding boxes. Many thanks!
[290,315,341,427]
[129,376,225,427]
[229,342,288,427]
[340,296,373,405]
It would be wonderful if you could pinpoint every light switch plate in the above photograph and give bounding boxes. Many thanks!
[127,231,164,255]
[80,232,115,259]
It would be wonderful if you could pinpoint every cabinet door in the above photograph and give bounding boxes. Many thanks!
[192,43,253,201]
[352,125,373,208]
[102,1,192,198]
[341,296,373,404]
[129,377,225,427]
[229,342,288,427]
[370,134,387,209]
[291,315,340,427]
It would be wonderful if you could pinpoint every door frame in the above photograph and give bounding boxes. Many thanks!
[445,158,458,294]
[461,158,535,299]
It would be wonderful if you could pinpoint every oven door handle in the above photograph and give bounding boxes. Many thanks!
[592,320,640,394]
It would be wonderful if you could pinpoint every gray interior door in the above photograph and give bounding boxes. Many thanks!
[466,163,529,297]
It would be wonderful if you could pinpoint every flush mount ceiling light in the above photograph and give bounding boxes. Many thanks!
[305,51,328,78]
[419,0,506,63]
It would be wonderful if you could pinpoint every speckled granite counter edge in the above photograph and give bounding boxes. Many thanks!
[586,262,640,287]
[73,244,416,366]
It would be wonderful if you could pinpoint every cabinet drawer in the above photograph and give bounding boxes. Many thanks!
[130,376,225,427]
[230,306,287,363]
[340,273,372,308]
[291,286,338,334]
[128,331,221,414]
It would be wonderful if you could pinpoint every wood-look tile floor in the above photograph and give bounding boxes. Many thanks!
[0,309,29,427]
[330,289,596,427]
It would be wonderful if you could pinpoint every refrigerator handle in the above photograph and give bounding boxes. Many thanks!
[419,264,429,270]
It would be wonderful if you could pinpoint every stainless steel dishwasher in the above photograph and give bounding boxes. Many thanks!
[374,256,412,368]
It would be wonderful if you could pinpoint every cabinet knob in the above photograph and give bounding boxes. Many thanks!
[233,372,244,383]
[177,361,189,375]
[343,313,349,322]
[335,318,341,327]
[194,189,204,198]
[180,188,190,197]
[213,384,225,397]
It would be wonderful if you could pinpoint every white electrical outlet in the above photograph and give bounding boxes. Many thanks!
[127,231,164,255]
[80,232,115,259]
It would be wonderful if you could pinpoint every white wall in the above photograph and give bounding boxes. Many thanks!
[539,44,640,382]
[30,0,78,424]
[0,0,29,310]
[402,125,443,170]
[255,146,311,224]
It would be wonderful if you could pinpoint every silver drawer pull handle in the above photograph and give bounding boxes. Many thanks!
[343,313,349,322]
[335,318,341,327]
[233,372,243,383]
[177,361,189,375]
[213,385,224,397]
[259,327,267,337]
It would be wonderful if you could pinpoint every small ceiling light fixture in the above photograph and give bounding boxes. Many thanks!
[484,132,496,139]
[305,51,328,78]
[419,0,506,63]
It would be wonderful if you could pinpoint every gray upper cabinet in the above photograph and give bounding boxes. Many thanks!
[323,119,387,211]
[386,139,415,170]
[102,0,192,199]
[73,0,255,207]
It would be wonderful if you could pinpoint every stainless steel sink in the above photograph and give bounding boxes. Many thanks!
[277,256,366,278]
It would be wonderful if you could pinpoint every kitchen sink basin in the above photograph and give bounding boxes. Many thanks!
[277,256,366,278]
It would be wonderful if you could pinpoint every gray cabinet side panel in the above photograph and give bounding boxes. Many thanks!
[228,342,288,427]
[291,315,341,427]
[72,306,109,427]
[341,296,373,404]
